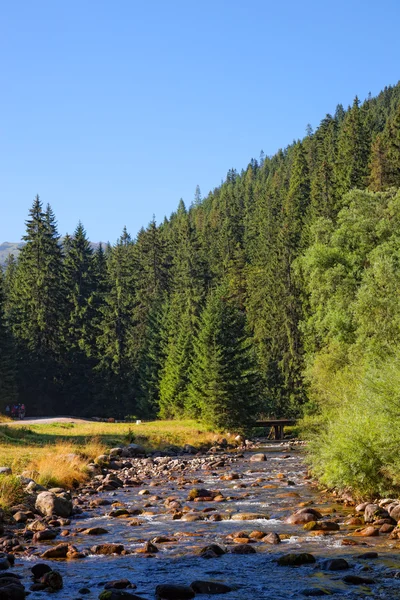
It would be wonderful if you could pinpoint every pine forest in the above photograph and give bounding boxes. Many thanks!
[2,82,400,493]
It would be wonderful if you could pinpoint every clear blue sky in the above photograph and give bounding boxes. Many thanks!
[1,0,400,243]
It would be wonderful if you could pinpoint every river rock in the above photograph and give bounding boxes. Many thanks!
[231,512,269,521]
[263,532,281,544]
[27,519,47,532]
[155,584,195,599]
[343,575,376,585]
[199,544,226,558]
[230,544,256,554]
[187,488,212,500]
[91,544,124,555]
[109,448,123,457]
[104,579,136,590]
[40,543,69,559]
[123,444,146,457]
[250,453,266,462]
[83,527,109,535]
[322,558,349,570]
[286,509,322,525]
[358,526,379,536]
[35,491,72,518]
[357,551,378,559]
[0,579,25,600]
[364,503,388,523]
[380,523,395,533]
[190,580,232,594]
[31,564,52,580]
[12,512,28,524]
[99,592,145,600]
[0,558,11,571]
[389,504,400,522]
[304,521,340,531]
[33,529,58,542]
[0,468,12,476]
[277,553,316,566]
[40,570,63,590]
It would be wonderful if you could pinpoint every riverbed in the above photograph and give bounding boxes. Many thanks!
[16,443,400,599]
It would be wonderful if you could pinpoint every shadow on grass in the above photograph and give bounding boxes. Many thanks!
[0,425,132,449]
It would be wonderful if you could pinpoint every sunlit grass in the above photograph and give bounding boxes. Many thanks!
[0,419,220,476]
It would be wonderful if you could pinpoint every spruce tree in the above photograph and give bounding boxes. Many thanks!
[62,222,98,412]
[0,271,17,410]
[7,197,65,413]
[187,285,261,429]
[96,227,137,417]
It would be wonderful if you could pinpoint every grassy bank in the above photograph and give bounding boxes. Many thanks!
[0,419,224,495]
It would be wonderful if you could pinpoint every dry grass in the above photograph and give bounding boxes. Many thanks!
[0,419,222,487]
[0,474,26,511]
[24,439,108,489]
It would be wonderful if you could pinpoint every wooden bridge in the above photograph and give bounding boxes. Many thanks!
[254,419,296,440]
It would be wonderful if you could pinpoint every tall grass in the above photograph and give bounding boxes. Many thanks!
[0,475,26,510]
[304,355,400,498]
[25,439,107,489]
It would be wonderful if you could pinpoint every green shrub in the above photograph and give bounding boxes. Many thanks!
[306,355,400,498]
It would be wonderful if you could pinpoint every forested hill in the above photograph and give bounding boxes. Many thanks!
[1,82,400,429]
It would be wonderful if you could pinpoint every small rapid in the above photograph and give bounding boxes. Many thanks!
[17,444,400,599]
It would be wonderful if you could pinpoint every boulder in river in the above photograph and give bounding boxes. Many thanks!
[40,570,63,590]
[0,576,25,600]
[155,584,195,600]
[190,580,232,594]
[91,544,124,555]
[262,532,281,544]
[321,558,349,570]
[250,453,266,462]
[40,543,69,559]
[277,553,316,566]
[286,508,322,524]
[35,491,72,518]
[364,503,388,523]
[230,544,256,554]
[199,544,226,558]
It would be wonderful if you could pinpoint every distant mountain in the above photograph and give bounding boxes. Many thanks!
[0,240,102,266]
[0,242,24,265]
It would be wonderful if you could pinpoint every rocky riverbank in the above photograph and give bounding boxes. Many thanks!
[1,440,400,599]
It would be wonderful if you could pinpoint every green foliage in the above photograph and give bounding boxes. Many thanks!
[306,356,400,498]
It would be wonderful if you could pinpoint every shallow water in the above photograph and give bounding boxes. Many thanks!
[18,445,400,599]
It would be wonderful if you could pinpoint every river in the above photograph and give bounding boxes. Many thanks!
[16,443,400,599]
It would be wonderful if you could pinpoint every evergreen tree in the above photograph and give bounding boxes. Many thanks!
[187,285,261,429]
[0,271,17,410]
[335,97,370,201]
[96,227,137,417]
[62,222,98,412]
[7,197,65,413]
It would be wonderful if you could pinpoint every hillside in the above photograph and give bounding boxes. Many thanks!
[1,81,400,494]
[0,242,24,265]
[0,240,102,265]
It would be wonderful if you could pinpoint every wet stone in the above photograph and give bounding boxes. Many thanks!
[277,553,316,566]
[190,580,232,594]
[229,543,256,554]
[104,579,136,590]
[343,575,376,585]
[31,563,52,580]
[321,558,349,570]
[155,584,195,600]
